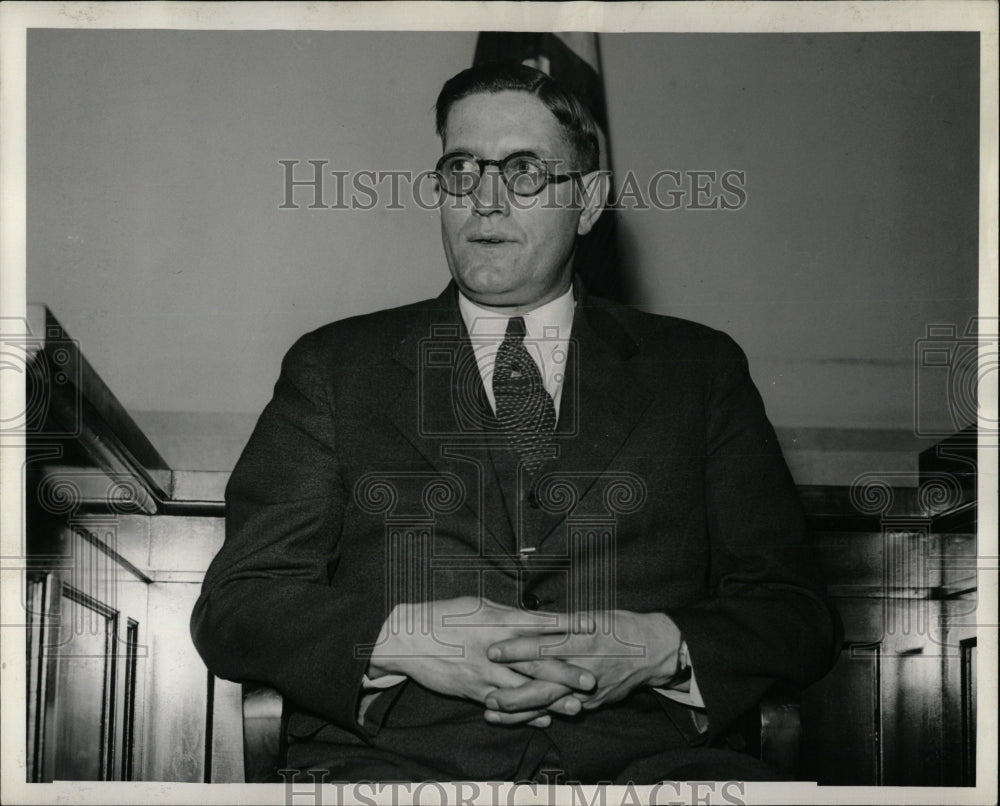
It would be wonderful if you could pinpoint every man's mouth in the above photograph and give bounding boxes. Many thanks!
[469,235,514,244]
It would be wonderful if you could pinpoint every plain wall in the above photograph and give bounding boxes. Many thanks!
[601,33,978,430]
[26,30,979,480]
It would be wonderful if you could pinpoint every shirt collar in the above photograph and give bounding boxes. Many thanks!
[457,286,576,341]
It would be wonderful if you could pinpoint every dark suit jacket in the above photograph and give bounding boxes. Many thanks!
[190,282,839,781]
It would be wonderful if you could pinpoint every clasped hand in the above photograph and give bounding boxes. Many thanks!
[367,597,681,727]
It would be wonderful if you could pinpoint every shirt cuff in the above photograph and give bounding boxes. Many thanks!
[357,673,408,727]
[654,665,705,708]
[362,672,408,690]
[652,639,705,708]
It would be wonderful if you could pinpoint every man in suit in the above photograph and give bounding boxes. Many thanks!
[191,62,839,783]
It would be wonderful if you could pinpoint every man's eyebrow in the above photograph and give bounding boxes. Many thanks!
[442,146,556,159]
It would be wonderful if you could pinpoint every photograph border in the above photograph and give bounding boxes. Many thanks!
[1,2,996,804]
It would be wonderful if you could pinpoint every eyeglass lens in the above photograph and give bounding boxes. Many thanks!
[437,153,549,196]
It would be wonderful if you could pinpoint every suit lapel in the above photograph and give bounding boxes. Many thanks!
[385,285,516,555]
[383,282,654,555]
[524,294,654,549]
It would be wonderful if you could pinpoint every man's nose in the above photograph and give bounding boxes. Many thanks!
[471,167,510,215]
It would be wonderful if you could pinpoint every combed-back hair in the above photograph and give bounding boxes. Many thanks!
[435,61,600,173]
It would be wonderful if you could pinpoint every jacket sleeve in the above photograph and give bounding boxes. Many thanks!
[189,330,388,734]
[666,332,842,737]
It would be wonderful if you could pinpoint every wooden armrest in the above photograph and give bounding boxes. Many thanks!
[758,683,802,778]
[242,683,285,783]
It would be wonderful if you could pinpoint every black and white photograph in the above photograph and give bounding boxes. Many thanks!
[1,2,996,804]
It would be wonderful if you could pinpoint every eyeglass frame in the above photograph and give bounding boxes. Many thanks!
[434,150,586,198]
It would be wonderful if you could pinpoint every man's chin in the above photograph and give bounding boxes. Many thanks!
[452,268,524,305]
[461,290,528,310]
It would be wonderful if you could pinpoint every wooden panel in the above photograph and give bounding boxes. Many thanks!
[800,643,880,785]
[804,531,978,786]
[961,638,976,785]
[26,574,58,783]
[77,513,151,582]
[26,511,152,782]
[28,502,219,782]
[26,506,152,586]
[802,505,978,785]
[26,304,173,505]
[148,515,224,577]
[880,648,946,785]
[210,677,246,783]
[877,599,973,788]
[50,585,117,781]
[812,530,975,599]
[169,470,229,507]
[122,619,140,780]
[140,582,210,782]
[935,532,977,595]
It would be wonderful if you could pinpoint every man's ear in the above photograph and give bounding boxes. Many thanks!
[576,170,610,236]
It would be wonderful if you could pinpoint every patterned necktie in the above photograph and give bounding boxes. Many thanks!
[492,316,557,476]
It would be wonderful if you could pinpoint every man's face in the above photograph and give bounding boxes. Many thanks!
[438,91,597,310]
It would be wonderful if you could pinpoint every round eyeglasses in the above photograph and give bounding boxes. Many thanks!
[435,151,581,197]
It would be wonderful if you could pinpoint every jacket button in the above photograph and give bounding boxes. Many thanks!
[521,593,540,610]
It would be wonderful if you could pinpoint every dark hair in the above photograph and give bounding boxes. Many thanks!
[435,62,600,173]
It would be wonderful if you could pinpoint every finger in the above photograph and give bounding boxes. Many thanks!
[484,708,550,726]
[489,665,533,685]
[487,635,548,662]
[485,693,582,722]
[506,658,596,691]
[470,663,531,702]
[484,680,575,712]
[548,694,584,716]
[512,610,594,635]
[488,635,587,664]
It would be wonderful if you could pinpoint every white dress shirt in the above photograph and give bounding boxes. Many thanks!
[457,286,575,419]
